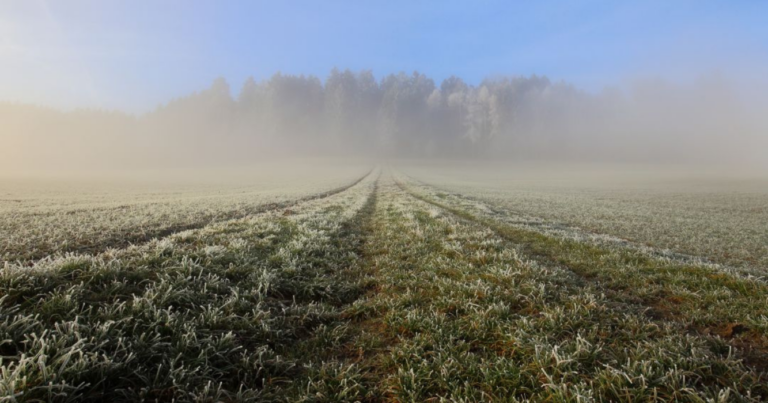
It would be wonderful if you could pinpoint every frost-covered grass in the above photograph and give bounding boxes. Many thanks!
[0,170,378,401]
[348,178,767,401]
[396,172,768,380]
[2,167,767,401]
[400,163,768,271]
[0,164,369,263]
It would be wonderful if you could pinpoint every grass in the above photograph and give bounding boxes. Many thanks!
[1,168,766,401]
[0,166,369,263]
[0,172,378,401]
[350,179,767,401]
[398,163,768,271]
[397,175,768,369]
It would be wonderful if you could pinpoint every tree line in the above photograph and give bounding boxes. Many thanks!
[143,69,574,157]
[2,68,759,172]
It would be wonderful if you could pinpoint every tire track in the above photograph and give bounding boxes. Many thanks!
[277,171,386,400]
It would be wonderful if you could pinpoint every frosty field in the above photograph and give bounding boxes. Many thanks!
[400,163,768,271]
[5,0,768,401]
[1,164,766,401]
[0,163,368,263]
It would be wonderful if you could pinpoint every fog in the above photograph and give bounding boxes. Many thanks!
[1,69,767,176]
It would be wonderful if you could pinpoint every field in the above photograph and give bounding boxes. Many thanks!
[1,163,767,401]
[400,162,768,272]
[0,163,369,263]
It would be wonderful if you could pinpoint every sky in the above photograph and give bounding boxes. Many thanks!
[1,0,767,112]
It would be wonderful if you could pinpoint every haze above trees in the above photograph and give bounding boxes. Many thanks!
[1,69,765,173]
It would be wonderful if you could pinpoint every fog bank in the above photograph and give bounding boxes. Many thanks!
[1,70,766,175]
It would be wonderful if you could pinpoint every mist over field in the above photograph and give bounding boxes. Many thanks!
[2,71,767,175]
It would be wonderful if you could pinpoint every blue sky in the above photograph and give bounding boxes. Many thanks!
[1,1,766,112]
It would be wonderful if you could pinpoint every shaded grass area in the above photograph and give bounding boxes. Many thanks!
[357,180,767,401]
[398,177,768,375]
[0,177,377,401]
